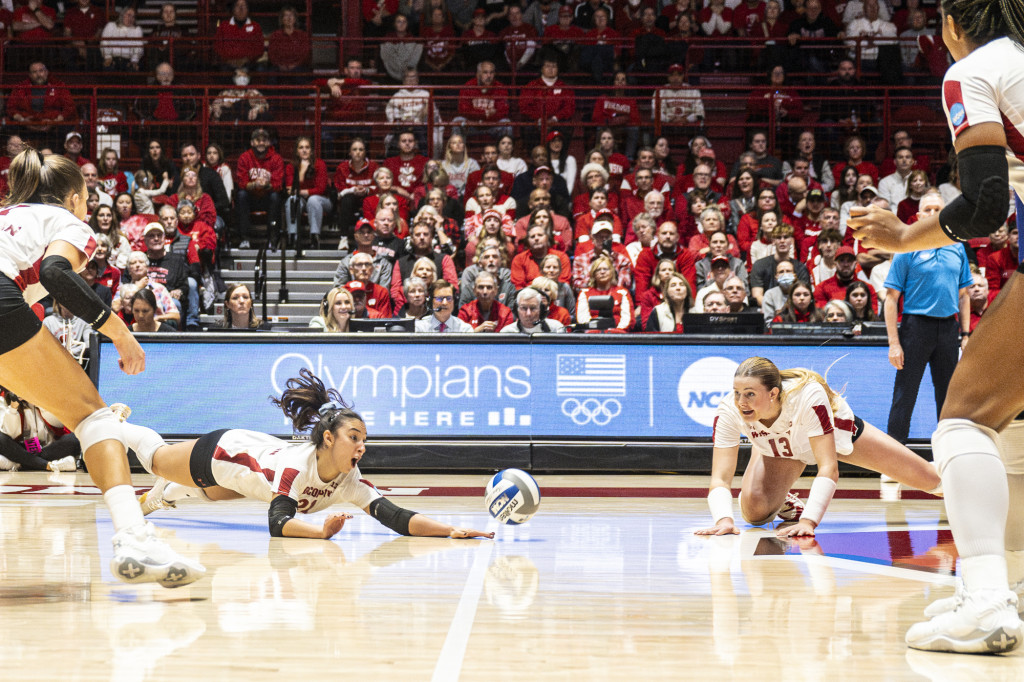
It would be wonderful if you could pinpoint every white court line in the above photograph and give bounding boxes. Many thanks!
[431,526,497,682]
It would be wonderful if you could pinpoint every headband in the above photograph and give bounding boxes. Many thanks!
[318,400,343,416]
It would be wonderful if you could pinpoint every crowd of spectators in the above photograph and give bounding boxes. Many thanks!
[0,0,994,337]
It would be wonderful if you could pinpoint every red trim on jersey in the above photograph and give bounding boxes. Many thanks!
[213,446,275,482]
[812,404,834,434]
[16,256,43,287]
[943,80,970,136]
[277,468,300,496]
[834,417,856,433]
[1002,113,1024,161]
[81,233,97,260]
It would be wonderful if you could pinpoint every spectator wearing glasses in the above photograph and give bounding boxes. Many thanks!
[415,280,473,333]
[500,287,567,333]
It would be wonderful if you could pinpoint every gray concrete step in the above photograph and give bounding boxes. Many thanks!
[231,257,340,273]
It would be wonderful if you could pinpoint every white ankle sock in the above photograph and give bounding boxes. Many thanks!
[103,484,145,532]
[962,555,1010,594]
[120,422,166,474]
[162,483,203,503]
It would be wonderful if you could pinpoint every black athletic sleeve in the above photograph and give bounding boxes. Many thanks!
[938,145,1010,241]
[38,255,112,329]
[268,495,298,537]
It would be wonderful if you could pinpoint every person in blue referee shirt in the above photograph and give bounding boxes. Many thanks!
[883,190,973,444]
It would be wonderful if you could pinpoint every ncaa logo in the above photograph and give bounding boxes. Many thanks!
[677,356,739,427]
[950,102,966,127]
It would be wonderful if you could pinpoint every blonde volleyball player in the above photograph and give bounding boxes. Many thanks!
[695,357,942,539]
[120,369,495,540]
[848,0,1024,654]
[0,150,204,587]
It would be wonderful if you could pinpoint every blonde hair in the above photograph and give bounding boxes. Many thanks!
[734,356,843,414]
[320,286,354,333]
[588,255,615,287]
[411,256,438,283]
[530,276,558,303]
[3,150,85,207]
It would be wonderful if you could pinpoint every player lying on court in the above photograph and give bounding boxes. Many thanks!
[118,369,494,540]
[696,357,943,538]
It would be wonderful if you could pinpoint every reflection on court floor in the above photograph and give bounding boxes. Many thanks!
[0,473,1019,680]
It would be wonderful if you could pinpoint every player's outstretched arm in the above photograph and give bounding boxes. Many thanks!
[268,494,354,539]
[364,497,495,539]
[696,445,741,536]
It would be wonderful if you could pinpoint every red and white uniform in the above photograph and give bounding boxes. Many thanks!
[206,429,381,514]
[941,36,1024,198]
[0,204,97,305]
[713,379,857,465]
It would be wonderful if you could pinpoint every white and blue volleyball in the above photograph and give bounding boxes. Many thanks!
[485,469,541,525]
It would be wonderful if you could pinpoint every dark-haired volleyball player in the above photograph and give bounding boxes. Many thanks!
[848,0,1024,653]
[0,150,204,587]
[121,369,494,540]
[696,357,942,537]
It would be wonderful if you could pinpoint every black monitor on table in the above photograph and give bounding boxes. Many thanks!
[348,317,416,333]
[683,312,765,335]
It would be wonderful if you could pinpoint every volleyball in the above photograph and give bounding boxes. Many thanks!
[485,469,541,525]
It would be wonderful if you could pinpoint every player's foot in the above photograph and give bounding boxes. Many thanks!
[46,456,78,472]
[777,492,804,522]
[110,521,205,588]
[0,454,20,471]
[906,588,1022,654]
[925,579,1024,619]
[140,478,176,516]
[109,403,132,422]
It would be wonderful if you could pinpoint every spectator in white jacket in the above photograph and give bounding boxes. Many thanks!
[101,6,144,71]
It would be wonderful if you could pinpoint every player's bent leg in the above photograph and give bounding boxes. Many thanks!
[843,421,942,493]
[739,455,805,526]
[905,418,1022,653]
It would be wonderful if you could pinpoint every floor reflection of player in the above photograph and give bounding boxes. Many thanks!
[120,369,494,540]
[696,357,943,538]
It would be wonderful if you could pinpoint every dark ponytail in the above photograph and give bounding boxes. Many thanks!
[269,369,362,447]
[3,149,86,208]
[941,0,1024,46]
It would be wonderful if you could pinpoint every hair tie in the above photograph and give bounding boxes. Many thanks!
[35,151,45,165]
[318,400,343,417]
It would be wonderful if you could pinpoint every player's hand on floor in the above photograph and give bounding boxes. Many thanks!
[450,527,495,539]
[695,519,739,535]
[777,519,816,538]
[321,513,353,539]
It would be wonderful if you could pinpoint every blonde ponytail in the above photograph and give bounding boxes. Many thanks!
[3,149,85,208]
[735,357,844,414]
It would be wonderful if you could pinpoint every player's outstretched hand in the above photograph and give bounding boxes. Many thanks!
[321,513,354,539]
[777,519,816,538]
[847,205,908,251]
[695,519,739,535]
[449,527,495,539]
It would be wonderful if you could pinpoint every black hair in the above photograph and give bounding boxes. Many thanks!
[941,0,1024,46]
[269,369,363,447]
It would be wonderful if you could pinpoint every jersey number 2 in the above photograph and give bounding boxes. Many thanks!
[768,437,794,458]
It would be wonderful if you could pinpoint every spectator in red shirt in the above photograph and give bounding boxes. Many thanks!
[814,246,878,310]
[135,62,198,126]
[267,5,311,80]
[500,5,538,70]
[520,57,576,148]
[335,137,379,241]
[422,7,458,72]
[580,7,620,85]
[6,61,78,144]
[633,220,699,296]
[745,65,804,151]
[544,5,584,71]
[832,135,880,187]
[511,222,571,288]
[283,136,330,250]
[362,0,399,38]
[383,130,429,199]
[453,61,513,142]
[591,71,641,159]
[62,0,105,71]
[0,135,25,199]
[594,129,632,190]
[316,58,374,153]
[214,0,265,69]
[12,0,56,47]
[458,271,515,332]
[235,128,285,249]
[62,131,91,168]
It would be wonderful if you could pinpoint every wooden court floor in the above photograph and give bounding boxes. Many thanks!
[0,471,1020,681]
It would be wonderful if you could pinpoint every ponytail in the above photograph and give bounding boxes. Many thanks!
[269,369,362,447]
[941,0,1024,47]
[3,149,85,208]
[778,368,844,415]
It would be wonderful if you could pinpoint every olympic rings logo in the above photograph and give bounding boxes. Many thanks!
[561,398,622,426]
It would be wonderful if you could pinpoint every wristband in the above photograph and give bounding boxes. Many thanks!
[801,476,837,526]
[707,486,734,524]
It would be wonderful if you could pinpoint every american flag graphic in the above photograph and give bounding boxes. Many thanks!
[556,355,627,396]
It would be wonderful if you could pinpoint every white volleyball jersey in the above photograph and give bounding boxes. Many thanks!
[713,379,857,465]
[941,37,1024,198]
[0,204,97,304]
[209,429,381,514]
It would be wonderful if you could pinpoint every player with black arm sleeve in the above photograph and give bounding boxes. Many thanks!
[0,150,205,588]
[847,0,1024,655]
[118,369,495,541]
